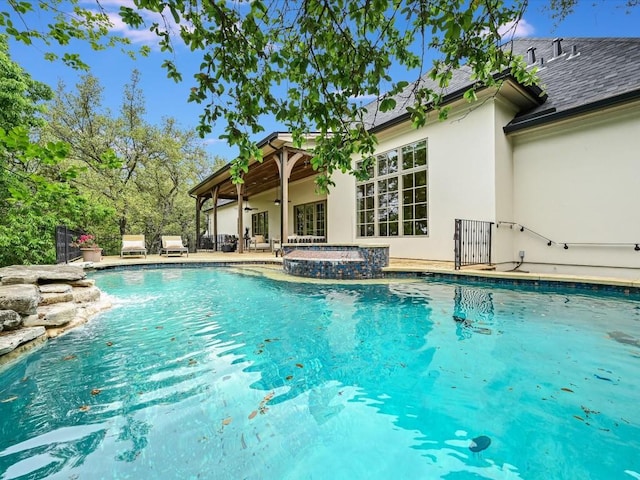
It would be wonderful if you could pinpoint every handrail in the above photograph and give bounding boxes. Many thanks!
[496,221,640,251]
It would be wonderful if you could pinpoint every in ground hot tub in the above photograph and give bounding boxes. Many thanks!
[282,244,389,279]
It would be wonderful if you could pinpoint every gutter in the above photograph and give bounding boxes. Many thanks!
[504,88,640,134]
[368,72,546,135]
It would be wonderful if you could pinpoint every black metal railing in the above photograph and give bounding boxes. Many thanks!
[199,234,238,252]
[454,219,494,270]
[55,225,83,264]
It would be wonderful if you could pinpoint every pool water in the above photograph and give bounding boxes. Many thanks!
[1,267,639,479]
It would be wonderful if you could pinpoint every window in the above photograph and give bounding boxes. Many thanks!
[294,201,326,236]
[252,211,268,238]
[356,139,428,237]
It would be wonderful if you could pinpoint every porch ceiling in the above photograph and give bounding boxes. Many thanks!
[190,135,317,201]
[215,153,316,200]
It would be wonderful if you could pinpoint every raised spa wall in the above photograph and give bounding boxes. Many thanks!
[282,244,390,279]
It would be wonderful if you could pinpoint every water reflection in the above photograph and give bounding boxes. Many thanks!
[452,286,495,339]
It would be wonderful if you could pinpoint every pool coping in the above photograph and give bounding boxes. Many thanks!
[86,256,640,295]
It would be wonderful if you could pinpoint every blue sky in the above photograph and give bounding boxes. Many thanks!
[11,0,640,161]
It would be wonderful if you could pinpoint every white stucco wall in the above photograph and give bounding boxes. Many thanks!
[206,203,238,237]
[507,103,640,278]
[329,97,500,260]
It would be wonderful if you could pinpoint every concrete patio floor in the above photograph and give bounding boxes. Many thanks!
[83,251,640,290]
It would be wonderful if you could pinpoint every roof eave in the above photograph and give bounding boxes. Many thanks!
[368,72,545,135]
[504,88,640,134]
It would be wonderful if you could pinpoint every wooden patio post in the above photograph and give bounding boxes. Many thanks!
[195,195,201,253]
[236,183,244,253]
[211,186,219,251]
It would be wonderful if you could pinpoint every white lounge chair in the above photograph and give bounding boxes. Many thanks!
[120,235,147,258]
[249,235,270,252]
[160,235,189,257]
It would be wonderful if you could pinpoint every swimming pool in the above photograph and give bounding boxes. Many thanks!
[1,267,639,479]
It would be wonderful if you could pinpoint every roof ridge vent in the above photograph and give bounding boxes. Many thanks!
[527,46,536,65]
[568,44,580,59]
[552,37,564,58]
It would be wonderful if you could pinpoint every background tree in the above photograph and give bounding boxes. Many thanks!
[0,34,108,266]
[47,71,213,251]
[0,0,553,190]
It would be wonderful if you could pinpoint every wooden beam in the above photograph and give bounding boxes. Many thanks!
[236,182,244,254]
[211,186,219,251]
[195,195,201,253]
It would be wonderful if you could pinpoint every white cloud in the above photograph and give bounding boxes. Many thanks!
[203,138,226,146]
[498,18,535,39]
[349,93,379,103]
[105,12,161,44]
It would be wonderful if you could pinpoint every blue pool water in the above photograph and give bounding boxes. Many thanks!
[1,267,639,479]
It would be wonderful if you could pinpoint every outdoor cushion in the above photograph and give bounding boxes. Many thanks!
[164,240,184,248]
[122,240,144,249]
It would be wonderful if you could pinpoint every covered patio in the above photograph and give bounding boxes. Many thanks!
[189,132,324,253]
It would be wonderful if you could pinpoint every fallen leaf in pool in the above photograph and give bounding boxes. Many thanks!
[106,342,113,347]
[170,337,176,341]
[189,359,197,365]
[79,405,90,412]
[90,389,101,396]
[286,375,293,381]
[222,417,232,425]
[295,363,304,368]
[573,415,584,422]
[561,387,574,393]
[248,410,257,420]
[63,355,76,361]
[155,326,164,330]
[1,396,18,403]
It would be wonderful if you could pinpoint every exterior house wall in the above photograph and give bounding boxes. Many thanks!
[329,97,500,260]
[491,97,520,266]
[206,204,238,237]
[207,176,326,243]
[508,103,640,277]
[287,176,326,237]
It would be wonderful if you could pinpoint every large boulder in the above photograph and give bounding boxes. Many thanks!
[39,284,74,306]
[0,265,86,285]
[0,284,40,315]
[0,310,22,331]
[28,303,78,327]
[0,327,46,355]
[72,286,101,303]
[39,284,73,294]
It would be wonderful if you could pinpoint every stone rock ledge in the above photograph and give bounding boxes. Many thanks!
[0,265,111,363]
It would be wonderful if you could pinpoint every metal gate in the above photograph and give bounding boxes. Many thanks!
[55,225,83,264]
[454,219,494,270]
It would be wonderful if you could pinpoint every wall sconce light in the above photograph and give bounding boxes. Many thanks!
[274,199,281,206]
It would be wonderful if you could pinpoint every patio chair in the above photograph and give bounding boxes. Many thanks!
[249,235,270,252]
[120,235,147,258]
[160,235,189,257]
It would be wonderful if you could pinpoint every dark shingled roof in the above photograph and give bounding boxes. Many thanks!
[362,37,640,133]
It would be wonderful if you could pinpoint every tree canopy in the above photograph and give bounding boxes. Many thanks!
[46,71,214,251]
[0,34,103,265]
[1,0,627,190]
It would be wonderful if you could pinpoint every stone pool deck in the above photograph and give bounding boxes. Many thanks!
[87,251,640,290]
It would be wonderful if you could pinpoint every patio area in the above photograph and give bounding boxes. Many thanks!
[80,251,640,290]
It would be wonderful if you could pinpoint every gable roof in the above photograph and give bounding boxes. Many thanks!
[505,37,640,131]
[361,37,640,134]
